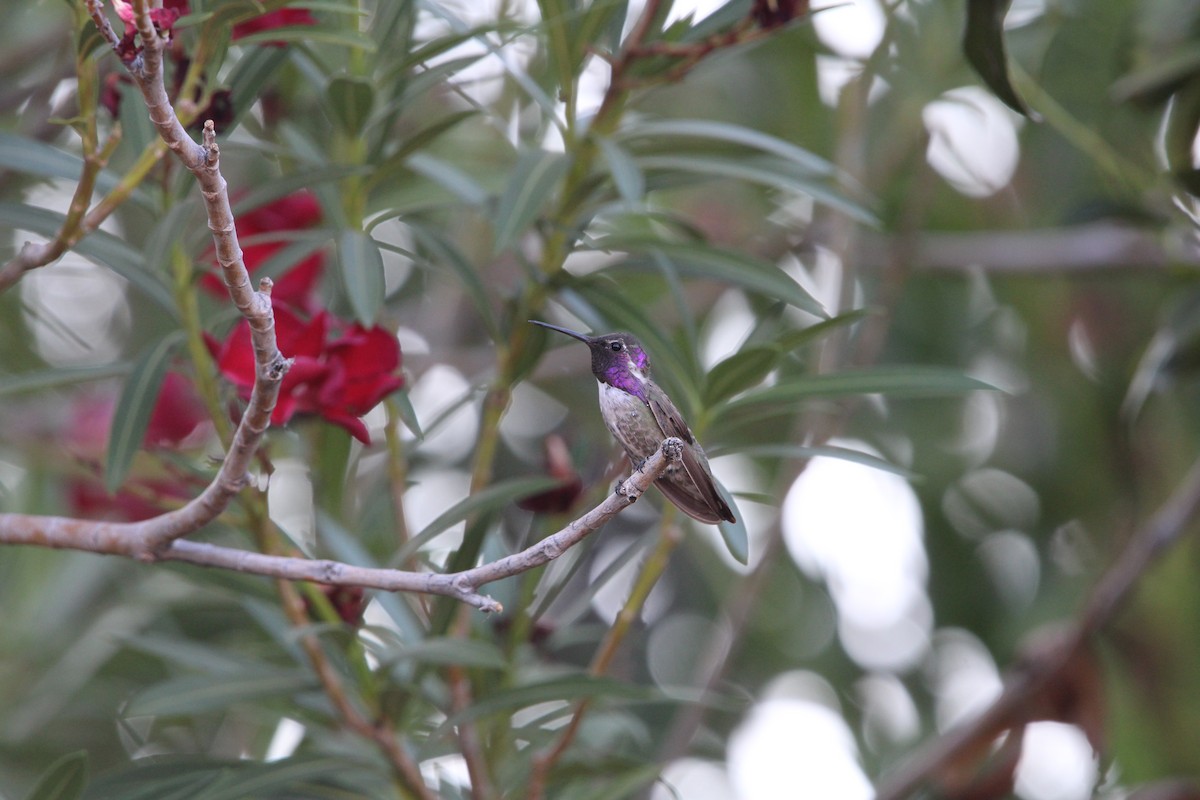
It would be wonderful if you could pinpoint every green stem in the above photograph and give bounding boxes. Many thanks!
[171,245,233,444]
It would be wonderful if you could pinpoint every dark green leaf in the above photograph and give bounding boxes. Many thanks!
[0,363,131,397]
[777,308,872,352]
[389,390,423,440]
[704,345,779,405]
[385,637,507,670]
[232,165,370,216]
[326,76,375,134]
[226,47,290,130]
[963,0,1036,118]
[395,476,561,564]
[720,367,997,416]
[619,118,838,177]
[440,674,651,729]
[709,443,917,478]
[124,671,315,717]
[492,149,568,254]
[596,136,645,209]
[407,153,489,206]
[636,154,875,225]
[338,229,386,324]
[23,751,87,800]
[0,203,174,313]
[233,26,377,50]
[105,332,184,494]
[407,223,496,334]
[0,133,150,207]
[371,110,477,185]
[589,236,827,317]
[715,479,748,564]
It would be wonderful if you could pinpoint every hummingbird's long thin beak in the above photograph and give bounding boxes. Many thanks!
[529,320,592,343]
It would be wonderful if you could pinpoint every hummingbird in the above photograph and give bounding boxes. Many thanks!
[530,320,735,525]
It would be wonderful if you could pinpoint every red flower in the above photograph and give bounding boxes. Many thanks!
[110,0,189,62]
[202,191,325,311]
[66,372,210,521]
[232,9,317,44]
[207,303,404,444]
[68,372,208,456]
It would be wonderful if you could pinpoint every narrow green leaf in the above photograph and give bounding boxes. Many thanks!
[619,117,838,177]
[407,153,489,206]
[0,133,149,207]
[777,308,872,352]
[124,671,314,717]
[0,363,131,397]
[589,236,827,317]
[105,333,184,494]
[441,674,652,729]
[371,110,477,186]
[720,367,997,416]
[571,763,664,800]
[326,76,375,134]
[963,0,1036,119]
[596,136,645,209]
[704,345,779,406]
[715,479,748,564]
[407,223,496,334]
[492,149,568,254]
[389,390,423,440]
[231,165,369,216]
[395,476,560,564]
[709,443,917,478]
[0,203,174,313]
[234,26,377,50]
[226,46,289,121]
[23,751,87,800]
[385,637,507,670]
[636,154,875,225]
[338,229,386,324]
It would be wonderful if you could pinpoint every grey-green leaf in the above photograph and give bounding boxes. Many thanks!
[596,136,645,209]
[720,367,997,416]
[395,476,561,565]
[326,76,375,134]
[105,333,183,494]
[591,236,827,317]
[386,637,507,670]
[492,149,567,254]
[619,117,838,177]
[704,345,779,405]
[124,671,314,717]
[338,229,386,324]
[0,203,174,313]
[0,363,131,397]
[23,751,87,800]
[716,478,748,564]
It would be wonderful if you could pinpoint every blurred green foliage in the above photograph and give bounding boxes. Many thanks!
[3,0,1200,798]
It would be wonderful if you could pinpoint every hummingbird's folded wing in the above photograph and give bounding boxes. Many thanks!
[646,384,735,524]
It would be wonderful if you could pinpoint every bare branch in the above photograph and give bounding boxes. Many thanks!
[0,439,683,612]
[874,453,1200,800]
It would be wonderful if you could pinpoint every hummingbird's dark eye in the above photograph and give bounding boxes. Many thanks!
[610,341,623,352]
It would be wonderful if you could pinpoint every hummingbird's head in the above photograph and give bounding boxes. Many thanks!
[530,321,651,399]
